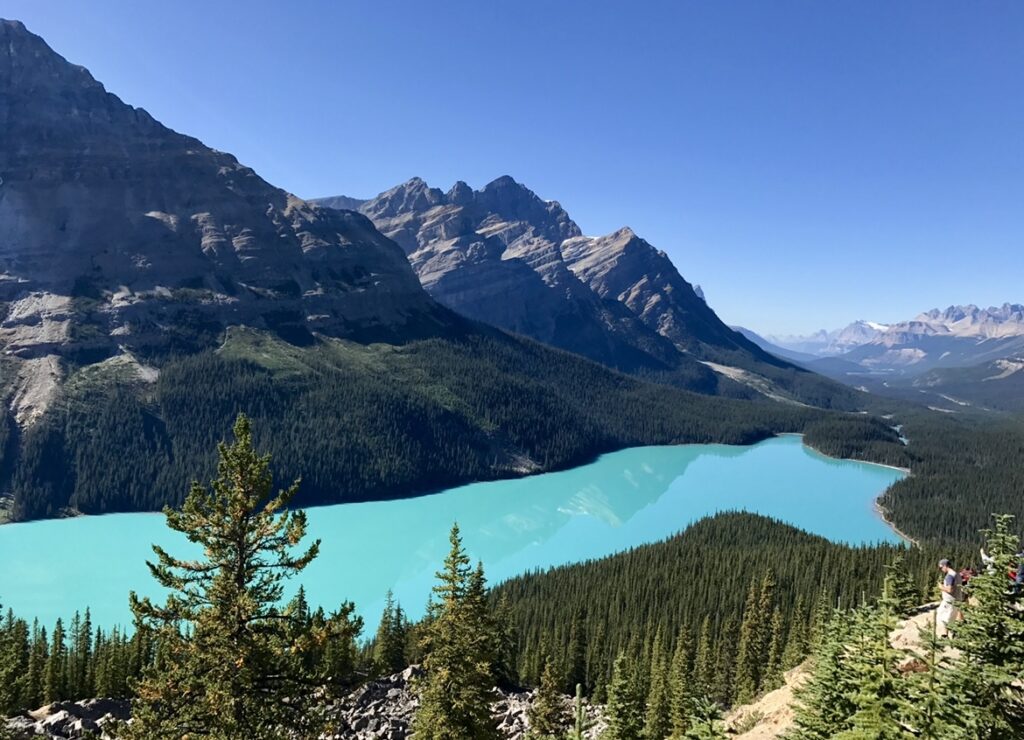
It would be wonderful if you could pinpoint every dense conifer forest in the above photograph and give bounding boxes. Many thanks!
[6,328,837,521]
[492,512,957,706]
[2,418,1021,739]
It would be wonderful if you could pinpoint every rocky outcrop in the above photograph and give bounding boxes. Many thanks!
[4,698,129,739]
[330,177,686,374]
[4,669,606,740]
[314,177,792,383]
[326,666,603,739]
[0,18,448,416]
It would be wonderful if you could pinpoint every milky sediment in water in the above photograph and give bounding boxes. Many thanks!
[0,436,904,629]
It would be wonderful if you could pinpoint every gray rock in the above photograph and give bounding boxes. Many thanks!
[0,18,448,423]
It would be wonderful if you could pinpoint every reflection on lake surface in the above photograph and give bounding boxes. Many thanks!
[0,436,904,628]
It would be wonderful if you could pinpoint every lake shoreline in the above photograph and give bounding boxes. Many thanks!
[790,434,917,547]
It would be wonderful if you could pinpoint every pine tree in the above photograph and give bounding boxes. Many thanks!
[43,618,65,703]
[712,616,738,707]
[373,590,407,677]
[605,653,645,740]
[127,414,323,740]
[23,621,46,710]
[882,555,919,616]
[643,630,670,740]
[948,514,1024,737]
[789,609,858,739]
[667,627,693,739]
[569,683,593,740]
[528,657,571,739]
[681,695,727,739]
[900,613,963,739]
[413,523,500,740]
[692,617,714,699]
[781,596,809,671]
[763,610,785,692]
[830,598,911,740]
[566,609,588,693]
[732,577,763,704]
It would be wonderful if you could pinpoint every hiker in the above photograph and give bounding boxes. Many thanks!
[980,547,996,574]
[936,558,962,637]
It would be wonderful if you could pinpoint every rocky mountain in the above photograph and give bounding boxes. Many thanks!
[313,178,835,403]
[0,18,444,360]
[1,19,862,523]
[840,303,1024,374]
[0,18,456,431]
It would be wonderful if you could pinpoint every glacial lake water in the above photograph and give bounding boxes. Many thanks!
[0,435,905,630]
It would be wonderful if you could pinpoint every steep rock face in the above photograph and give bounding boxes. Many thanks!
[0,19,444,368]
[334,177,686,373]
[560,227,774,362]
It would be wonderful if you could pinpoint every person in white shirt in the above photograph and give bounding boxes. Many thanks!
[936,558,962,637]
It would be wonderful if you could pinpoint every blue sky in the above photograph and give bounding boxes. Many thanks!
[7,1,1023,334]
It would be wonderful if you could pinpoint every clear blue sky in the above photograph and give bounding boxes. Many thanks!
[7,1,1024,334]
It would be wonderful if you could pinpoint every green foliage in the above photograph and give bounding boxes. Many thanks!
[527,657,571,739]
[495,513,938,707]
[605,653,646,740]
[790,515,1024,739]
[947,514,1024,737]
[413,524,500,739]
[372,590,409,677]
[6,329,864,523]
[126,414,326,740]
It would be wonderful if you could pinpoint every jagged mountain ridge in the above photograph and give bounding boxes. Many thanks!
[313,177,811,399]
[0,19,860,523]
[0,18,446,368]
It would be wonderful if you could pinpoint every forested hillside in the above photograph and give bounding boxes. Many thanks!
[7,327,837,521]
[803,407,1024,545]
[493,512,954,708]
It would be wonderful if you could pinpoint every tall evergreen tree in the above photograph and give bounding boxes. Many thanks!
[643,630,670,740]
[127,414,323,740]
[43,618,65,703]
[528,657,571,739]
[667,627,693,739]
[949,514,1024,737]
[605,653,645,740]
[372,590,408,677]
[413,523,500,740]
[733,577,763,704]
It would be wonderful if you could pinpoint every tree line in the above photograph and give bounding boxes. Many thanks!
[3,416,1021,739]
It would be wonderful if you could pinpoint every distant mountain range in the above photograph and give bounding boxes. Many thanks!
[742,304,1024,412]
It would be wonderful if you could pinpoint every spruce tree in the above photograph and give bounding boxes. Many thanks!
[788,609,858,739]
[528,657,571,739]
[643,630,671,740]
[949,514,1024,737]
[667,627,693,738]
[566,609,588,693]
[43,618,66,703]
[900,613,963,739]
[373,590,407,677]
[413,523,500,740]
[127,414,323,740]
[830,600,911,740]
[732,577,763,704]
[692,618,715,699]
[605,652,645,740]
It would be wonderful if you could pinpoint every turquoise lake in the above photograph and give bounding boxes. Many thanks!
[0,435,905,630]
